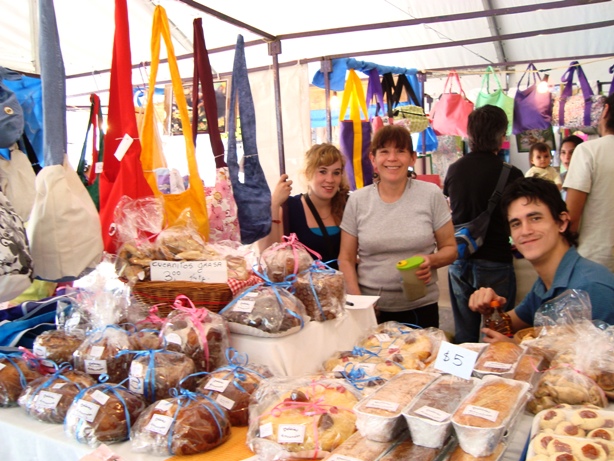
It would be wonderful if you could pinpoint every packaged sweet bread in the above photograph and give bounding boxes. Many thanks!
[32,329,83,367]
[446,442,506,461]
[473,341,524,378]
[354,370,439,442]
[64,382,147,446]
[221,284,308,337]
[378,435,446,461]
[294,262,346,322]
[131,391,231,456]
[0,353,43,407]
[320,430,393,460]
[160,295,229,372]
[195,348,273,427]
[261,234,316,283]
[127,350,196,403]
[18,367,96,423]
[129,328,162,351]
[248,377,360,459]
[73,325,133,382]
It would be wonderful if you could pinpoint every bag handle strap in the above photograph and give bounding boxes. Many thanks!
[486,164,512,215]
[381,73,396,118]
[560,61,595,126]
[516,63,540,90]
[142,6,202,191]
[77,94,104,186]
[192,17,226,169]
[480,66,504,94]
[394,73,422,107]
[302,193,334,259]
[339,69,369,121]
[366,69,384,117]
[443,70,467,97]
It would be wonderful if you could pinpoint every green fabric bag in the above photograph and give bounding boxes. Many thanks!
[475,66,514,136]
[76,94,104,210]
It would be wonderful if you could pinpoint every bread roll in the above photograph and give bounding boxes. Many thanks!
[0,356,42,407]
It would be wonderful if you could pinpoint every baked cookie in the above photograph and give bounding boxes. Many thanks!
[555,421,586,437]
[533,432,556,455]
[540,409,566,430]
[573,441,607,461]
[571,409,606,431]
[588,428,614,441]
[547,437,576,457]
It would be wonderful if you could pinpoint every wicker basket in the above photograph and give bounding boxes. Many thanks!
[131,281,233,316]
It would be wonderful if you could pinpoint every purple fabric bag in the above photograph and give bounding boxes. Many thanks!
[513,63,552,134]
[340,120,373,190]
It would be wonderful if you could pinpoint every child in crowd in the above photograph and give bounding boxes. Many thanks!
[525,142,562,190]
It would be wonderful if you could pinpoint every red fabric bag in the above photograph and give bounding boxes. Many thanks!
[429,70,474,138]
[98,0,153,253]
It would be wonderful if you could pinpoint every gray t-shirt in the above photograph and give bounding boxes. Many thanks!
[341,179,451,312]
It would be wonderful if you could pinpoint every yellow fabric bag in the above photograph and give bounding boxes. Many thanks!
[140,6,209,239]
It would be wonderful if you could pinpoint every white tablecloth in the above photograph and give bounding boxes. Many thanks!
[229,295,378,376]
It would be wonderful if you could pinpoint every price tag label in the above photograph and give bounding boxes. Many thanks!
[146,414,174,435]
[91,390,110,405]
[76,400,101,423]
[463,405,499,422]
[365,399,399,413]
[35,391,62,410]
[84,359,108,375]
[215,394,235,410]
[94,162,103,174]
[259,422,273,438]
[150,260,228,283]
[233,299,255,313]
[155,400,173,411]
[114,133,133,161]
[205,378,230,393]
[414,405,451,422]
[33,344,46,358]
[483,361,512,370]
[277,424,306,444]
[433,341,478,380]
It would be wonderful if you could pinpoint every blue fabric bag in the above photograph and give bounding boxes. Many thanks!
[226,35,272,244]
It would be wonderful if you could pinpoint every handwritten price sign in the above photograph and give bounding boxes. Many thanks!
[433,341,478,380]
[150,260,228,283]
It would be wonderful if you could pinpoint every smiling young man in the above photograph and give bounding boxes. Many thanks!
[468,177,614,343]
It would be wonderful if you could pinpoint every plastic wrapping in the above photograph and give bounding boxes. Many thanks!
[0,353,42,407]
[451,375,531,457]
[261,233,317,283]
[320,430,393,460]
[221,283,308,337]
[354,370,439,442]
[473,341,524,379]
[32,330,83,367]
[159,295,229,372]
[294,261,346,322]
[378,432,452,461]
[126,349,195,403]
[73,325,133,382]
[18,366,96,423]
[446,442,507,461]
[130,390,231,456]
[65,382,147,446]
[196,348,273,426]
[403,375,477,448]
[248,377,360,459]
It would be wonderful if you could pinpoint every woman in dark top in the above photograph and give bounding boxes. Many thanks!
[258,144,350,268]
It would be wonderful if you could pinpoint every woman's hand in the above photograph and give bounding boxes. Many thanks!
[468,287,507,315]
[415,254,433,284]
[272,174,292,208]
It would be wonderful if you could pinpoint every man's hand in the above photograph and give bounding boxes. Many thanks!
[481,328,515,344]
[468,287,507,315]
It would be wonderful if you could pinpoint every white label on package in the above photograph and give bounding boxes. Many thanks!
[150,260,228,283]
[33,344,46,358]
[52,383,66,390]
[76,400,101,423]
[328,456,364,461]
[165,333,182,346]
[462,405,499,422]
[131,361,144,376]
[355,363,377,374]
[374,333,391,343]
[85,359,108,375]
[155,400,173,411]
[233,299,255,313]
[414,405,451,422]
[365,399,399,413]
[259,422,273,438]
[205,378,230,393]
[244,291,259,298]
[35,391,62,410]
[89,346,105,359]
[146,414,174,435]
[215,394,235,410]
[433,341,478,380]
[92,390,110,406]
[129,375,144,394]
[482,361,513,370]
[113,133,133,162]
[277,424,306,444]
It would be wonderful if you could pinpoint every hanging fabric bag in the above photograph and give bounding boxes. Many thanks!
[339,69,373,190]
[475,66,514,135]
[552,61,606,129]
[99,0,154,254]
[192,18,240,243]
[141,6,209,239]
[76,94,104,210]
[0,143,36,222]
[226,35,272,245]
[391,73,429,133]
[512,63,553,134]
[429,70,474,138]
[366,69,386,133]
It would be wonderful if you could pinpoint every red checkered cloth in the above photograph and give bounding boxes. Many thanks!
[227,273,263,297]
